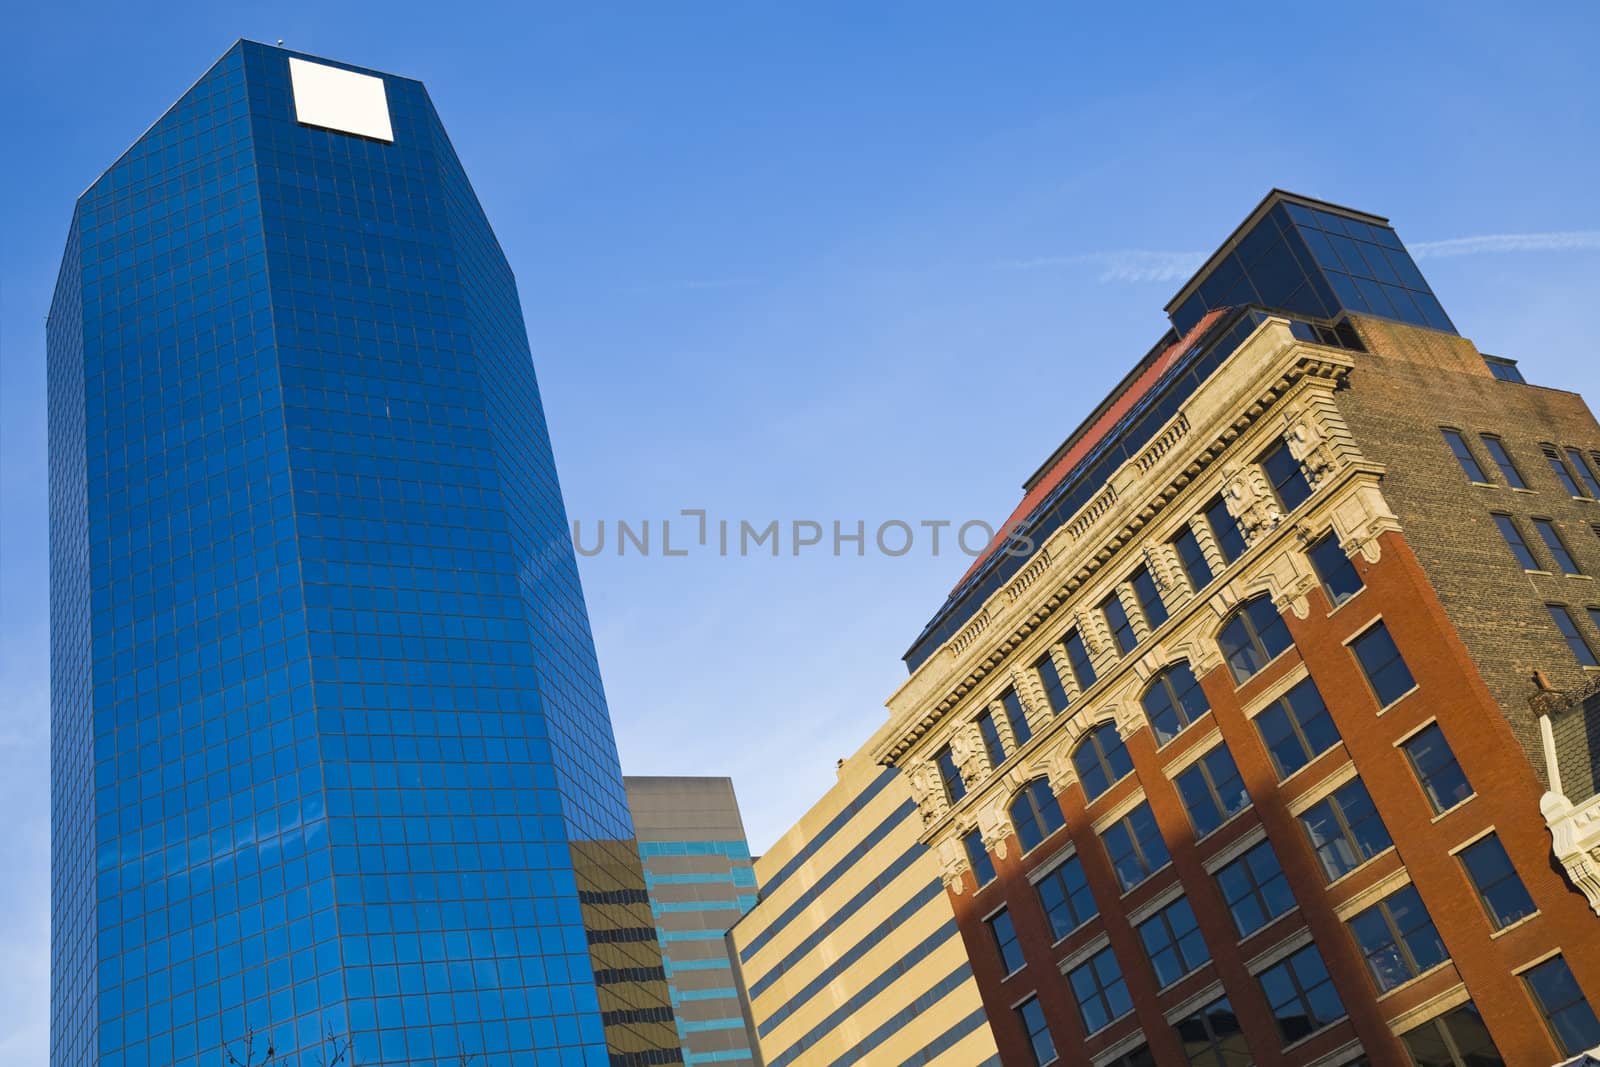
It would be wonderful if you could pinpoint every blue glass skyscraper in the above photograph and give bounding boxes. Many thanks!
[48,41,679,1067]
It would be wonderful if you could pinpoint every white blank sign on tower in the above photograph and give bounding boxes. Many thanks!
[288,57,394,142]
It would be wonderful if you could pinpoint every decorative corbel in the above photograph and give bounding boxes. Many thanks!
[1222,462,1280,545]
[1044,737,1080,796]
[979,801,1013,862]
[937,835,971,895]
[949,719,990,780]
[1282,401,1337,486]
[906,760,944,825]
[1330,481,1404,564]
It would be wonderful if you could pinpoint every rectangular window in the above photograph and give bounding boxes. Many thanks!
[1548,604,1599,667]
[1262,439,1313,511]
[1442,429,1488,483]
[1307,531,1362,607]
[1481,435,1527,488]
[1175,996,1250,1066]
[1036,855,1098,940]
[964,828,996,886]
[1068,946,1132,1034]
[988,907,1025,974]
[1103,592,1138,656]
[1523,955,1600,1057]
[1173,525,1214,592]
[1458,833,1536,930]
[1036,652,1070,714]
[977,712,1007,770]
[1131,566,1168,630]
[1568,448,1600,497]
[1064,629,1098,692]
[1255,677,1341,779]
[1348,885,1448,992]
[1102,802,1170,891]
[1204,495,1248,563]
[1589,607,1600,642]
[1401,723,1473,814]
[1484,355,1525,383]
[1546,446,1588,498]
[937,745,967,804]
[1017,995,1058,1066]
[1139,897,1210,988]
[1216,840,1295,937]
[1352,621,1417,707]
[1258,944,1346,1043]
[1002,687,1033,746]
[1494,513,1540,570]
[1298,778,1393,882]
[1399,1003,1504,1067]
[1534,519,1582,575]
[1175,744,1250,838]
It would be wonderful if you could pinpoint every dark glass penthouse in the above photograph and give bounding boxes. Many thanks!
[48,42,677,1067]
[904,193,1455,671]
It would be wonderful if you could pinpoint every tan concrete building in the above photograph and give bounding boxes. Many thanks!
[728,721,1000,1067]
[626,776,763,1066]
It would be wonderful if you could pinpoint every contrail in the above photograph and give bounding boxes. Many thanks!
[1410,231,1600,260]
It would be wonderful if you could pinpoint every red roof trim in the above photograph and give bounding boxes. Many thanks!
[951,308,1231,592]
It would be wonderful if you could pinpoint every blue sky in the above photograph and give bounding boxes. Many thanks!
[3,1,1599,1059]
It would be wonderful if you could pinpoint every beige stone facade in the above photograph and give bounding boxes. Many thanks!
[727,724,999,1067]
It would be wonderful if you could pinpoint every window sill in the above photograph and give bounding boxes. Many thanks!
[1510,487,1537,495]
[1155,960,1214,995]
[1277,744,1349,788]
[1524,569,1553,576]
[1231,644,1300,692]
[1082,1011,1135,1039]
[1322,844,1397,890]
[1430,793,1477,824]
[1236,905,1301,946]
[1563,573,1593,581]
[1489,911,1542,939]
[1376,960,1454,1000]
[1194,805,1257,846]
[1050,918,1097,950]
[1119,861,1175,900]
[1375,685,1421,716]
[1000,963,1028,982]
[1282,1017,1351,1053]
[1323,586,1367,619]
[1468,481,1499,489]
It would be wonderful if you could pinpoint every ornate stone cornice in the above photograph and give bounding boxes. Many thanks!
[879,319,1359,767]
[1543,792,1600,917]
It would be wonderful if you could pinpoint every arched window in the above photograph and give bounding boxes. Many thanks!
[1072,722,1134,801]
[1010,779,1067,853]
[1141,662,1211,744]
[1217,596,1293,685]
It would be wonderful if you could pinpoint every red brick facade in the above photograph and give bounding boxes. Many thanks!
[950,528,1600,1065]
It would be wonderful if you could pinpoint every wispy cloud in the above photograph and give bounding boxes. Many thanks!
[1410,231,1600,260]
[990,249,1204,283]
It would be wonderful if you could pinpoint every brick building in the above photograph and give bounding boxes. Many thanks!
[874,192,1600,1066]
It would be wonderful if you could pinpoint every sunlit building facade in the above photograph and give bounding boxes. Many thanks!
[48,41,676,1067]
[879,192,1600,1066]
[728,731,999,1067]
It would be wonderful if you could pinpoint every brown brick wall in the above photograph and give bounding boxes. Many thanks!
[1338,314,1600,783]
